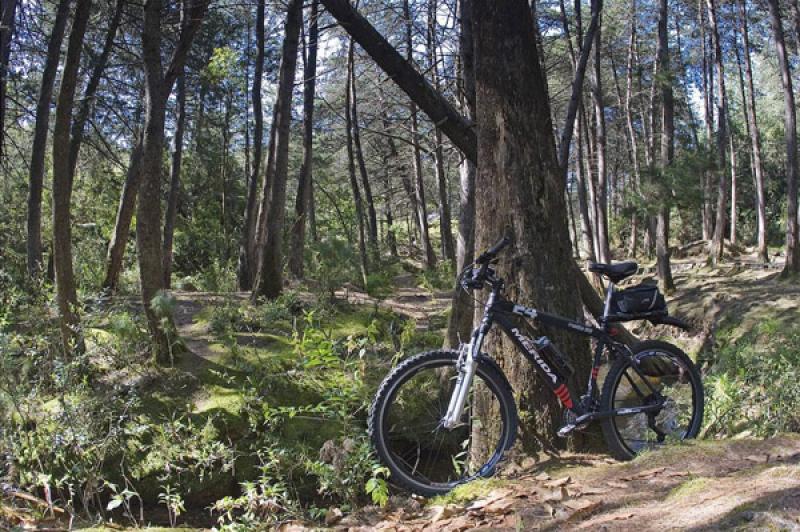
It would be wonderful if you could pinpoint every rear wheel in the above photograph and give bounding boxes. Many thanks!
[369,350,517,496]
[600,340,704,460]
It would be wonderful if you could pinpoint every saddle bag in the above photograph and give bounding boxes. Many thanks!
[609,283,667,320]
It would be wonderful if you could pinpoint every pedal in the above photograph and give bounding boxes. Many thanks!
[557,412,592,437]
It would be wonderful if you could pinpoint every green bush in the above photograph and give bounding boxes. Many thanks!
[703,320,800,438]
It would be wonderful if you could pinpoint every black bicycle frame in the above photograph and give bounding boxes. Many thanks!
[473,286,655,420]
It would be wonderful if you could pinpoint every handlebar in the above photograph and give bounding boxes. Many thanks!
[476,236,511,264]
[460,236,511,290]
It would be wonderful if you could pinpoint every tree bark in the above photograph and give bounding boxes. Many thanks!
[737,0,768,263]
[624,0,641,257]
[319,0,475,163]
[471,0,590,456]
[655,0,674,292]
[0,0,17,163]
[767,0,800,276]
[26,0,71,278]
[252,0,302,300]
[707,0,728,265]
[162,72,186,288]
[288,0,319,279]
[238,0,265,289]
[52,0,91,352]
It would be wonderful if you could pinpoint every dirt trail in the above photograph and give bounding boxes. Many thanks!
[292,435,800,531]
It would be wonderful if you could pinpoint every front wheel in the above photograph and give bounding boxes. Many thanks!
[369,350,518,496]
[600,340,704,460]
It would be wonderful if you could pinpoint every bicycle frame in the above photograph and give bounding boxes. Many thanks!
[443,280,664,429]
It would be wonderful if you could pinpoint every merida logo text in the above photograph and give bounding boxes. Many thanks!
[511,328,558,383]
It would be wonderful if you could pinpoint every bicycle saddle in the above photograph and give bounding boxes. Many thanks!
[588,261,638,283]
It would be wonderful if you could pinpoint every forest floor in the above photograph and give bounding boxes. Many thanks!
[166,255,800,531]
[8,251,800,530]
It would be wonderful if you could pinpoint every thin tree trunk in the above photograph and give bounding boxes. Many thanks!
[624,0,641,257]
[102,134,143,292]
[445,0,476,348]
[737,0,768,263]
[472,0,589,457]
[68,0,123,184]
[729,124,737,246]
[26,0,70,277]
[590,21,610,264]
[138,0,208,362]
[350,52,379,262]
[700,0,714,242]
[655,0,674,292]
[319,0,475,162]
[0,0,18,163]
[238,0,264,289]
[345,40,369,287]
[52,0,91,352]
[252,0,302,300]
[427,0,455,266]
[707,0,728,265]
[288,0,318,279]
[767,0,800,276]
[162,73,186,288]
[403,0,436,269]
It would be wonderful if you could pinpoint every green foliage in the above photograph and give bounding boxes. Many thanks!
[704,320,800,438]
[417,260,455,292]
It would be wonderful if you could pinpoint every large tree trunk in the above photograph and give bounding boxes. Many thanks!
[345,40,369,287]
[26,0,70,278]
[322,0,623,336]
[655,0,674,292]
[471,0,590,456]
[707,0,728,265]
[767,0,800,276]
[162,72,186,288]
[0,0,17,163]
[238,0,265,289]
[403,0,436,269]
[52,0,91,352]
[252,0,302,300]
[445,0,476,348]
[737,0,768,264]
[288,0,319,279]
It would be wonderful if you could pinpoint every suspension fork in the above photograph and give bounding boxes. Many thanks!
[442,291,497,429]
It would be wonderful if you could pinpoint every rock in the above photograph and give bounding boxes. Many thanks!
[430,504,458,522]
[325,507,344,526]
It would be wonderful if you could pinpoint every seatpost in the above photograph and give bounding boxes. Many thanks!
[602,281,615,324]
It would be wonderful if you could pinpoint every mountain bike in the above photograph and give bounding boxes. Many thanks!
[369,236,704,496]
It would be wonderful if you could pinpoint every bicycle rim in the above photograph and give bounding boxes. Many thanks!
[377,357,511,492]
[609,349,700,455]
